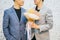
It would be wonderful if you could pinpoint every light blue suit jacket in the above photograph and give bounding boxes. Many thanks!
[3,6,27,40]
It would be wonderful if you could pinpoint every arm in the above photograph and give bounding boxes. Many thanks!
[39,10,53,32]
[3,11,15,40]
[26,9,53,32]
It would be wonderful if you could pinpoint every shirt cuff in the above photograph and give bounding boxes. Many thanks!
[39,24,49,32]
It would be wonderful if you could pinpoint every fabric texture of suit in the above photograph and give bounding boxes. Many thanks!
[3,6,27,40]
[26,5,53,40]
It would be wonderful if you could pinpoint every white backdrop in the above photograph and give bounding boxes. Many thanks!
[0,0,60,40]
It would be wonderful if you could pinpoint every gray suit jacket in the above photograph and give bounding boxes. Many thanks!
[3,6,27,40]
[26,5,53,40]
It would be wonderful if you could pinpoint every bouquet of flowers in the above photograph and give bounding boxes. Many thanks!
[24,9,40,40]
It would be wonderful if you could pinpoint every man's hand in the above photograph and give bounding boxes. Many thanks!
[31,22,40,29]
[27,21,40,29]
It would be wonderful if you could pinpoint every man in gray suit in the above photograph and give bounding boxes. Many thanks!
[3,0,27,40]
[27,0,53,40]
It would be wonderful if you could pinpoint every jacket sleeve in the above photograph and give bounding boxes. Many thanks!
[3,10,16,40]
[39,9,53,32]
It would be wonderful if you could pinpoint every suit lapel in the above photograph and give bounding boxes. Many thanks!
[11,6,26,23]
[20,7,26,22]
[11,6,20,23]
[33,5,45,14]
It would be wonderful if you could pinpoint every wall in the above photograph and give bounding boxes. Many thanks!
[0,0,60,40]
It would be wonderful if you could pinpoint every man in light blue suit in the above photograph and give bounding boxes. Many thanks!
[3,0,27,40]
